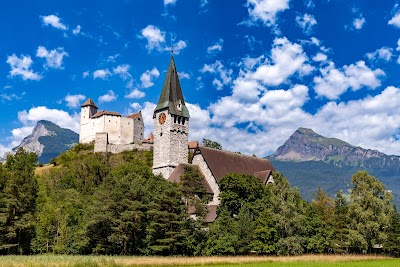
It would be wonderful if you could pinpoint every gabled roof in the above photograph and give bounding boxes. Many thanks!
[92,110,121,118]
[81,98,98,108]
[196,146,275,183]
[127,111,142,119]
[168,163,213,194]
[154,57,190,118]
[188,140,199,149]
[142,132,154,144]
[254,170,273,185]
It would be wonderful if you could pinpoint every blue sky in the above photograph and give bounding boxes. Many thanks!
[1,0,400,157]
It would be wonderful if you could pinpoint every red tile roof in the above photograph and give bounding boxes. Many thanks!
[188,140,198,149]
[196,146,275,183]
[92,110,121,118]
[81,98,98,108]
[254,170,273,185]
[127,111,141,119]
[142,132,154,144]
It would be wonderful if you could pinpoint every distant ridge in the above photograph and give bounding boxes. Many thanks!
[11,120,79,163]
[269,127,400,206]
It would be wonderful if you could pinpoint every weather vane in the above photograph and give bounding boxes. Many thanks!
[171,45,174,56]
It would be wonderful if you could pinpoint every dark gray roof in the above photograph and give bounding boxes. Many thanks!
[81,98,98,108]
[154,57,190,118]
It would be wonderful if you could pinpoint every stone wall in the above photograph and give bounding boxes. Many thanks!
[192,153,220,205]
[94,132,108,153]
[107,143,152,154]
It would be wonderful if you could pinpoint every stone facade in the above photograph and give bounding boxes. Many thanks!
[192,153,220,205]
[79,99,144,148]
[94,132,108,153]
[153,111,189,178]
[93,132,152,154]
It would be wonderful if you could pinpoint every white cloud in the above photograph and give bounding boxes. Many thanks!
[314,61,385,99]
[170,40,187,55]
[82,71,89,78]
[245,0,290,27]
[164,0,176,6]
[178,72,190,79]
[130,102,142,111]
[250,37,313,86]
[397,38,400,51]
[18,106,80,132]
[98,90,117,103]
[313,52,327,62]
[93,69,112,80]
[6,54,42,80]
[72,25,81,35]
[65,94,85,108]
[295,13,317,35]
[201,60,233,89]
[207,38,223,54]
[125,88,145,99]
[41,15,68,30]
[36,46,68,69]
[353,16,366,30]
[366,47,393,62]
[113,64,131,79]
[388,12,400,28]
[141,102,157,137]
[140,25,166,51]
[107,54,120,62]
[140,67,160,88]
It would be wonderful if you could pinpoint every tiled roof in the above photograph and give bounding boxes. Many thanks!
[81,98,98,108]
[188,140,198,149]
[154,57,190,118]
[254,170,273,185]
[92,110,121,118]
[197,146,275,183]
[142,132,154,143]
[168,163,213,194]
[127,111,141,119]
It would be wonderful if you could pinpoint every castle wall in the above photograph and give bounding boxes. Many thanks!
[120,117,134,144]
[94,132,108,153]
[192,153,220,205]
[133,116,144,144]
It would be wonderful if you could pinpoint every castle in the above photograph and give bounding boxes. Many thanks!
[79,57,275,221]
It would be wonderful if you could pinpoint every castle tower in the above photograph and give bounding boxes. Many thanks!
[153,57,190,178]
[79,98,98,143]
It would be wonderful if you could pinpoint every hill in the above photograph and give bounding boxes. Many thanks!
[269,128,400,205]
[11,120,79,163]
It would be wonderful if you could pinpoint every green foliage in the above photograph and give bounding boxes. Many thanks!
[202,139,222,150]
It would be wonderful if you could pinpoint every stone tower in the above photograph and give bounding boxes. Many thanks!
[153,57,190,178]
[79,98,98,143]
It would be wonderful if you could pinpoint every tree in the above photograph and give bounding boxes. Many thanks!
[333,190,350,253]
[202,139,222,150]
[348,171,394,253]
[0,148,38,254]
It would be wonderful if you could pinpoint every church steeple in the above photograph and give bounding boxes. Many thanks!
[154,57,190,118]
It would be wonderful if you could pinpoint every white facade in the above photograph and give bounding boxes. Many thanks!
[79,100,144,145]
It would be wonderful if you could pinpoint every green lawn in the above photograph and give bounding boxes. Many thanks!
[0,255,399,267]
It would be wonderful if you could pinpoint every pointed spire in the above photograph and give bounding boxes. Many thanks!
[154,57,190,118]
[81,98,98,109]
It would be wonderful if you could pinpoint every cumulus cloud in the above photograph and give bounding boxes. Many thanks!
[65,94,85,108]
[245,0,290,27]
[388,12,400,28]
[93,69,112,80]
[178,72,190,79]
[250,37,313,86]
[41,15,68,30]
[113,64,132,79]
[201,60,233,90]
[164,0,176,6]
[72,25,81,35]
[295,13,317,35]
[366,47,393,62]
[353,16,366,30]
[82,71,90,78]
[125,89,145,99]
[98,90,117,103]
[313,53,327,62]
[6,54,42,80]
[314,61,385,99]
[36,46,68,69]
[139,25,166,51]
[140,67,160,88]
[207,38,223,54]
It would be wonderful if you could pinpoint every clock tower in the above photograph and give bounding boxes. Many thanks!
[153,57,190,178]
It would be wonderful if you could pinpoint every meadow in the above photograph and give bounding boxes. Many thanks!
[0,255,399,267]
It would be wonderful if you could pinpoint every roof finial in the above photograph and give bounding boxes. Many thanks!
[171,45,174,57]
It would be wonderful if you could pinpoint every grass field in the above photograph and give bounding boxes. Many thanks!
[0,255,399,267]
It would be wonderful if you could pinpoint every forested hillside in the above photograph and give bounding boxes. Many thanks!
[0,145,400,256]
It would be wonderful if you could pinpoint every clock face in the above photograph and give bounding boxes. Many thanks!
[158,113,166,125]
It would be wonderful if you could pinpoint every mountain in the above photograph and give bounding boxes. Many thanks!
[11,120,79,163]
[269,127,400,206]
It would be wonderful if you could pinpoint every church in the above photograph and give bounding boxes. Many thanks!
[152,57,275,221]
[79,57,275,221]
